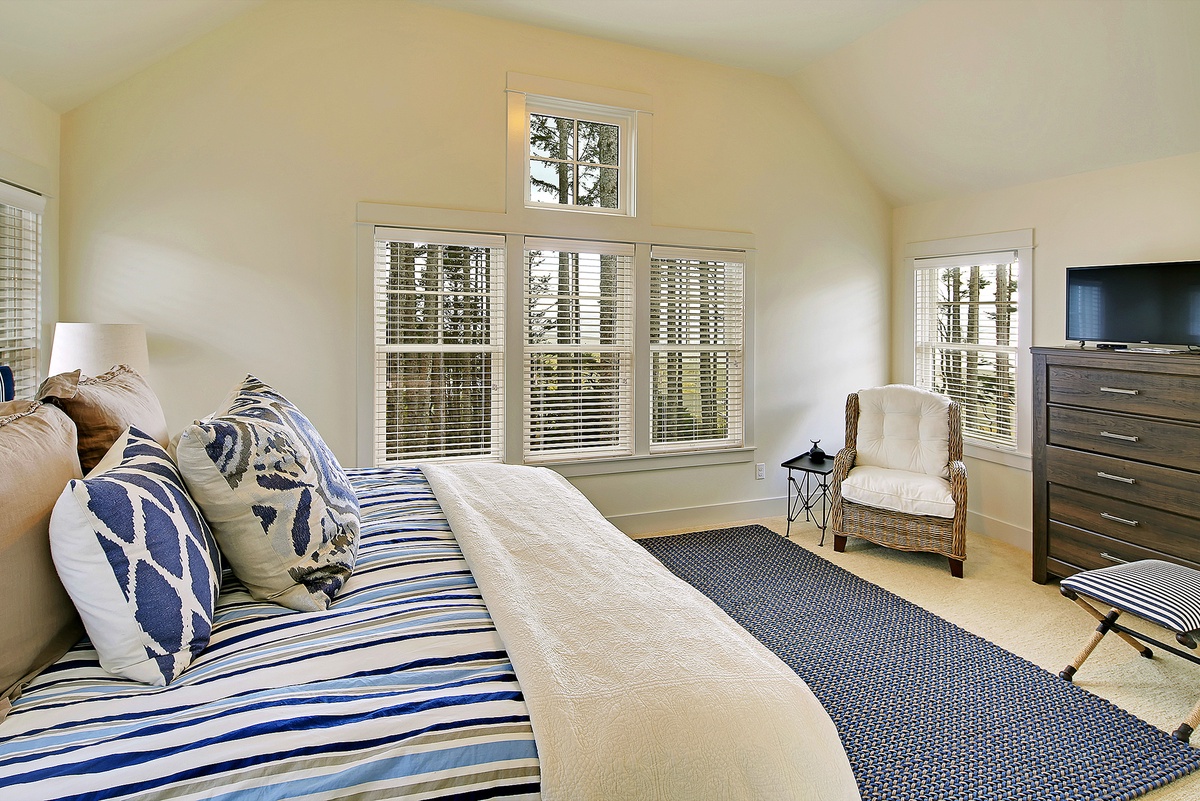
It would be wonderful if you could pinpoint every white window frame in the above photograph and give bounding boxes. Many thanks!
[649,246,744,454]
[371,228,506,464]
[903,230,1033,469]
[0,180,46,399]
[524,97,636,217]
[523,238,634,462]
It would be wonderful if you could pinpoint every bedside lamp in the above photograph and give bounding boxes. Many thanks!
[47,323,150,378]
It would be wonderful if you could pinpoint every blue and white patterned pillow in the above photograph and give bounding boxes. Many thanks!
[175,376,359,611]
[50,426,222,686]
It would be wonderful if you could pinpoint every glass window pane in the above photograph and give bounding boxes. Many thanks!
[577,120,619,166]
[577,165,618,209]
[529,114,573,160]
[530,160,574,205]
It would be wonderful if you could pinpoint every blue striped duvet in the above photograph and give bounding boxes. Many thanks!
[0,467,540,800]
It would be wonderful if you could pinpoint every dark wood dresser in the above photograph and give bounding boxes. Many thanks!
[1032,346,1200,583]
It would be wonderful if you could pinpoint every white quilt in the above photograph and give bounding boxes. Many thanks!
[422,463,860,801]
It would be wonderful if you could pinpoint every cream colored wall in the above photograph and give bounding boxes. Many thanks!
[0,74,60,369]
[893,150,1200,550]
[59,0,890,530]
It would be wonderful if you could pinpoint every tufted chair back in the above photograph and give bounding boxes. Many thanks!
[851,385,953,478]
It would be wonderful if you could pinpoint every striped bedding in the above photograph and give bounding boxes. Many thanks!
[0,467,540,800]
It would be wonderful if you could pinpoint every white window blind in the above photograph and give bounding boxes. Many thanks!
[524,237,633,461]
[373,228,505,463]
[914,251,1019,448]
[0,182,45,399]
[649,246,744,452]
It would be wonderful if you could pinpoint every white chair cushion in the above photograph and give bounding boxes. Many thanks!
[855,385,951,478]
[840,465,957,519]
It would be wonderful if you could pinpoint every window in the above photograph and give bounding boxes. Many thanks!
[361,77,751,471]
[524,239,632,461]
[372,229,505,463]
[914,251,1020,449]
[650,247,744,452]
[0,181,44,398]
[525,97,634,216]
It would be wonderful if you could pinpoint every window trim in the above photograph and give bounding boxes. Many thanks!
[903,229,1033,470]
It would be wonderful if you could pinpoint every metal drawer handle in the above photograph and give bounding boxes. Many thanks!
[1099,431,1140,442]
[1099,386,1140,395]
[1100,552,1129,564]
[1097,471,1136,484]
[1100,512,1140,527]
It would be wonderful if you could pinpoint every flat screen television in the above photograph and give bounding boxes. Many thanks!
[1065,261,1200,348]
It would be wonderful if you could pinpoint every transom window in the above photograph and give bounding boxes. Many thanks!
[525,97,634,216]
[914,252,1020,448]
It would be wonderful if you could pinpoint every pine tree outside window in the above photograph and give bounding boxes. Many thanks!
[0,182,45,398]
[914,252,1020,449]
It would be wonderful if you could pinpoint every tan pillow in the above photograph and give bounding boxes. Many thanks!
[38,365,169,474]
[0,401,85,720]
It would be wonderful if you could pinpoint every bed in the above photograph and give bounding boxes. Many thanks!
[0,369,859,801]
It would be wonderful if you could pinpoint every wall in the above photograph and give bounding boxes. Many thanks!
[0,74,60,369]
[58,0,890,531]
[893,150,1200,549]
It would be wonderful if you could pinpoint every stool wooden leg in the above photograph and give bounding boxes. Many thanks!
[1060,613,1115,681]
[1173,698,1200,743]
[948,558,963,579]
[833,534,847,553]
[1062,591,1153,657]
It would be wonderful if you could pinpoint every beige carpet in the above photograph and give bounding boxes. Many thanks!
[636,517,1200,800]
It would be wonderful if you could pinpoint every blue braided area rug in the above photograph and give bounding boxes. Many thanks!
[639,525,1200,801]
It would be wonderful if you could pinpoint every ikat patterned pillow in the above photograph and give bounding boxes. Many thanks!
[50,426,222,686]
[174,375,359,612]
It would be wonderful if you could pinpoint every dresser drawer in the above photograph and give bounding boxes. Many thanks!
[1048,364,1200,423]
[1047,521,1200,575]
[1044,445,1200,519]
[1047,484,1200,563]
[1048,406,1200,471]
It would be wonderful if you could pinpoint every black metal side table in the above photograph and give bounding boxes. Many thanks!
[781,454,837,545]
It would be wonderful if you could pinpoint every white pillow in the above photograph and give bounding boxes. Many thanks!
[50,426,222,686]
[174,375,359,612]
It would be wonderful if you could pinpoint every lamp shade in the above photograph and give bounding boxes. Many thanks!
[47,323,150,378]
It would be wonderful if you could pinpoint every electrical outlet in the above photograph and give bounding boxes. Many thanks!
[755,463,766,480]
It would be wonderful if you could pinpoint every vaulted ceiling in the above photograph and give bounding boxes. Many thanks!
[1,0,1198,206]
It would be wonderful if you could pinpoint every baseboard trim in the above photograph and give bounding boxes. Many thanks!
[967,510,1031,552]
[609,497,1032,553]
[609,496,784,538]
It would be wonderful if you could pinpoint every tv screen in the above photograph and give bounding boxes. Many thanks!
[1065,261,1200,347]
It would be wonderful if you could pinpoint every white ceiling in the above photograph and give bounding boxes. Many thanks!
[1,0,1198,206]
[0,0,261,113]
[413,0,925,76]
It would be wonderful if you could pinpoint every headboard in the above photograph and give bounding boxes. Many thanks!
[0,365,13,402]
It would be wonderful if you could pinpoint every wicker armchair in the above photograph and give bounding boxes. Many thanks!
[830,385,968,578]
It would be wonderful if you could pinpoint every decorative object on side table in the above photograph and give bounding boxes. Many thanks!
[807,439,826,462]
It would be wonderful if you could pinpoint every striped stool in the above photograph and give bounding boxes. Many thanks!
[1059,559,1200,742]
